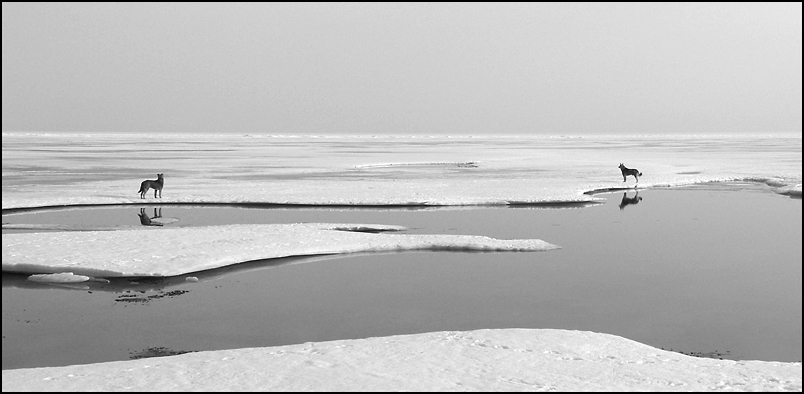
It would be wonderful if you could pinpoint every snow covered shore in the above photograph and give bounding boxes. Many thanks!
[2,329,800,391]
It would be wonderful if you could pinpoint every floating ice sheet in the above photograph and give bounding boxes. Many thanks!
[2,223,560,277]
[27,272,91,283]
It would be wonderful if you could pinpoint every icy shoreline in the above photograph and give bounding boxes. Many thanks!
[3,132,801,211]
[3,329,800,392]
[2,178,800,213]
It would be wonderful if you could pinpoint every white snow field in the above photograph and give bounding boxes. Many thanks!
[2,133,801,391]
[2,329,800,392]
[2,133,801,210]
[2,223,559,277]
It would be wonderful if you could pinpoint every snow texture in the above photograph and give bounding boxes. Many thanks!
[2,329,800,392]
[3,223,559,277]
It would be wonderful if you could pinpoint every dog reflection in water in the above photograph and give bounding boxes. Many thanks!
[138,207,163,226]
[618,191,642,210]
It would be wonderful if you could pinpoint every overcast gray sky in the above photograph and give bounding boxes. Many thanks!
[2,2,801,135]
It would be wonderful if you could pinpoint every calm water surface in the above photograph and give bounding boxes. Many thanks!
[2,184,801,369]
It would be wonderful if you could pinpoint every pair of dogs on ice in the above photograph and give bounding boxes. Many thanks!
[136,164,644,199]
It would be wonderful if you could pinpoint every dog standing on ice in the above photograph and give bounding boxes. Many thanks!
[618,163,642,183]
[138,173,164,199]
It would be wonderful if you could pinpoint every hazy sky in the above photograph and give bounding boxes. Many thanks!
[2,2,801,135]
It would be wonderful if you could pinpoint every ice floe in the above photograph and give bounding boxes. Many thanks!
[2,223,559,277]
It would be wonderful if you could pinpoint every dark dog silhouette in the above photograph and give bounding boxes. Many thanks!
[138,207,164,226]
[138,173,164,199]
[618,163,642,183]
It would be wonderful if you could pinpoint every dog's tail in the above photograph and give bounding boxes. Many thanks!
[639,172,643,176]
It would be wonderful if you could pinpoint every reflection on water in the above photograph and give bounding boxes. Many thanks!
[137,207,163,226]
[618,191,643,210]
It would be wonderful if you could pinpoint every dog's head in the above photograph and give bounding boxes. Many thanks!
[157,173,164,179]
[618,163,624,169]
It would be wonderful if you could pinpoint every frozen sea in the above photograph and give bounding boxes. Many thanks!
[2,132,801,209]
[2,133,802,390]
[2,132,800,278]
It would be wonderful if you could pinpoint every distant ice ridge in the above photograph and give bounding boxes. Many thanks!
[2,223,560,277]
[354,161,479,168]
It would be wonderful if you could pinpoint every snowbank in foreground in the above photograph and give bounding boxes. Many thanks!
[2,223,559,277]
[2,329,800,392]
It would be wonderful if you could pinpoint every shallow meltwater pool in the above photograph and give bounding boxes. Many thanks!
[2,184,801,369]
